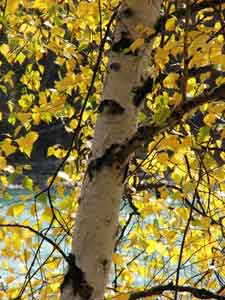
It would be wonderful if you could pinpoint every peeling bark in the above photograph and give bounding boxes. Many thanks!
[60,1,163,299]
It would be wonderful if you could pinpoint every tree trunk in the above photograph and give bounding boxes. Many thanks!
[60,1,162,299]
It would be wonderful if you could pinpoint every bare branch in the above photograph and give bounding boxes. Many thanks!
[129,283,225,300]
[118,83,225,163]
[0,223,68,262]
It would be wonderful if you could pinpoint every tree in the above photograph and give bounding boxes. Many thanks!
[0,0,225,300]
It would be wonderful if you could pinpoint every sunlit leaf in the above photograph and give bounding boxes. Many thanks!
[16,131,39,157]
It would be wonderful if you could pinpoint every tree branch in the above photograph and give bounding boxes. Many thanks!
[128,283,225,300]
[174,0,225,18]
[86,83,225,175]
[0,223,68,262]
[118,83,225,163]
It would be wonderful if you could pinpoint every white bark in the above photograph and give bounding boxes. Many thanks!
[60,1,162,300]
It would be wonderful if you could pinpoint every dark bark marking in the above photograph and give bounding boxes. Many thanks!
[132,77,154,107]
[87,144,122,181]
[112,32,134,54]
[60,253,93,300]
[78,197,82,204]
[100,258,108,273]
[87,159,102,181]
[109,62,121,71]
[120,7,133,18]
[98,99,125,114]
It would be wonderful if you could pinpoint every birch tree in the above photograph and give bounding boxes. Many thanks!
[60,1,162,299]
[1,1,225,300]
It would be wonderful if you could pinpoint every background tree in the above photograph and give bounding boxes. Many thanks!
[0,1,225,300]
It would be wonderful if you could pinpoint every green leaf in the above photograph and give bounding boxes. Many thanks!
[23,176,33,192]
[16,52,26,65]
[198,125,210,142]
[0,85,7,94]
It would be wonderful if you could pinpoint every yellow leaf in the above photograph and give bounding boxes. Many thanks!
[0,176,8,187]
[189,53,209,68]
[0,291,5,298]
[2,260,8,269]
[211,55,225,67]
[221,129,225,139]
[56,184,64,197]
[54,73,76,92]
[14,125,22,137]
[157,152,168,163]
[40,207,53,222]
[157,242,168,256]
[5,0,19,14]
[0,156,7,171]
[146,240,158,255]
[171,167,185,184]
[182,135,192,147]
[129,38,144,52]
[7,206,14,217]
[200,72,211,82]
[30,203,36,216]
[18,94,34,111]
[121,268,133,284]
[112,253,124,265]
[183,181,195,195]
[214,167,225,181]
[0,230,4,240]
[203,114,217,126]
[114,294,129,300]
[6,275,16,284]
[215,77,225,86]
[155,47,169,69]
[14,237,21,251]
[47,259,60,270]
[176,207,188,219]
[16,131,39,157]
[0,44,10,58]
[77,2,98,18]
[187,77,197,93]
[32,110,41,125]
[19,194,31,201]
[165,18,176,31]
[161,135,180,151]
[70,119,78,129]
[17,112,32,124]
[170,92,182,106]
[47,146,66,159]
[1,138,17,156]
[164,230,176,241]
[163,73,179,89]
[160,190,168,199]
[13,204,25,217]
[32,0,55,10]
[208,103,225,114]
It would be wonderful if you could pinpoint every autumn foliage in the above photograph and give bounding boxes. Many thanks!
[0,0,225,299]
